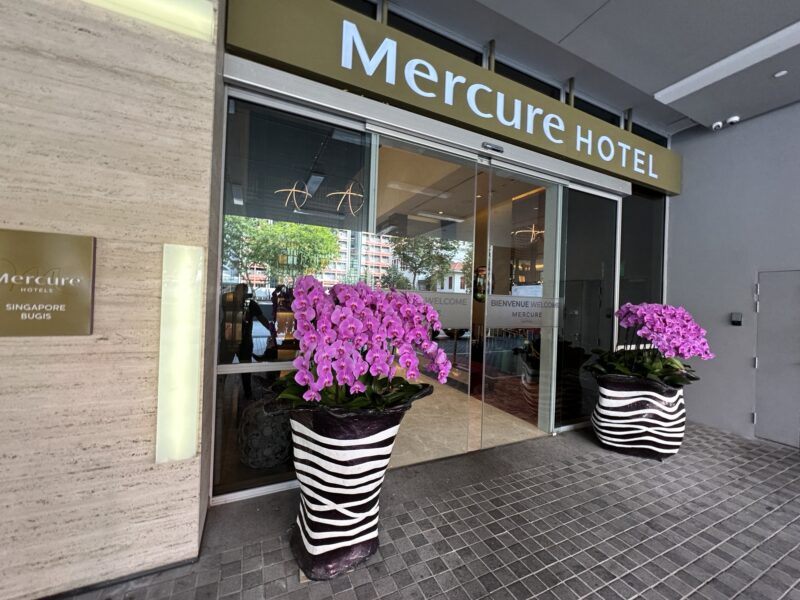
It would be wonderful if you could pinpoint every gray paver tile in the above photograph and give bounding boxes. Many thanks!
[70,425,800,600]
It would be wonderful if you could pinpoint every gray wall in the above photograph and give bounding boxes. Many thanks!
[668,101,800,438]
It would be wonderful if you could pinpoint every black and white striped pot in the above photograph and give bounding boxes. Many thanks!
[288,386,431,580]
[591,374,686,458]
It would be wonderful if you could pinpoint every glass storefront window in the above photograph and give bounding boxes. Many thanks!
[214,101,486,494]
[555,189,618,428]
[620,186,665,305]
[214,95,633,495]
[215,100,373,494]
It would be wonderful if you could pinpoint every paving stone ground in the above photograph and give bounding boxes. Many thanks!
[65,424,800,600]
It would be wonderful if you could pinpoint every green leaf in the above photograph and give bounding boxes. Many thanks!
[276,389,302,402]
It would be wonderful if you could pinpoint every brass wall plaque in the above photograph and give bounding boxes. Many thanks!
[226,0,682,194]
[0,229,96,336]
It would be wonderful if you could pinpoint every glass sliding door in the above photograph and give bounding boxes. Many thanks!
[555,188,619,428]
[215,100,482,496]
[375,138,477,466]
[473,164,561,448]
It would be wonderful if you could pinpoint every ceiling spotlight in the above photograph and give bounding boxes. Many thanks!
[726,115,741,126]
[773,70,788,78]
[711,121,723,131]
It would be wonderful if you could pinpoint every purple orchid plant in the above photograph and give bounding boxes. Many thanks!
[588,302,714,387]
[276,276,451,409]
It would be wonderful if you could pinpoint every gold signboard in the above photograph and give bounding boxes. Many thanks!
[0,229,96,336]
[226,0,682,194]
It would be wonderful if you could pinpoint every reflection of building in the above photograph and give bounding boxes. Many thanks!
[245,265,267,288]
[319,230,394,287]
[436,262,467,292]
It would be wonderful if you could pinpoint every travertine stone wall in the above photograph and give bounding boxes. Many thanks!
[0,2,219,598]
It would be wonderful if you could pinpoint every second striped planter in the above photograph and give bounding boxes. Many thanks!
[591,374,686,459]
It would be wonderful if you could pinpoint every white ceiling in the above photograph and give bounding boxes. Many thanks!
[390,0,800,133]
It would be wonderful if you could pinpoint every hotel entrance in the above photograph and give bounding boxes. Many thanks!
[211,89,622,501]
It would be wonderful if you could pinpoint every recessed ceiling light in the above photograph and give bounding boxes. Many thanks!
[773,70,789,78]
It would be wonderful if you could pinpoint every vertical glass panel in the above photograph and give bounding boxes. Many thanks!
[555,189,617,428]
[375,138,476,466]
[215,99,372,495]
[480,167,559,447]
[213,372,290,494]
[620,186,665,305]
[220,99,372,368]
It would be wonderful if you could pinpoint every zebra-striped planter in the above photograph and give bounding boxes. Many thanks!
[288,388,430,580]
[591,374,686,458]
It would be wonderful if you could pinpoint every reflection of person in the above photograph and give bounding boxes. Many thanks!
[236,283,272,364]
[473,266,487,302]
[270,285,296,346]
[220,283,273,404]
[270,285,292,319]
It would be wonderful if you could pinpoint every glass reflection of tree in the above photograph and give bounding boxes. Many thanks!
[222,216,339,285]
[390,236,459,290]
[380,265,411,290]
[223,215,261,289]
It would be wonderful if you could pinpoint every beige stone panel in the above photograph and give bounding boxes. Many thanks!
[0,0,219,596]
[8,522,198,600]
[1,487,201,600]
[0,1,215,247]
[0,460,199,539]
[0,469,198,528]
[0,410,159,476]
[0,351,157,405]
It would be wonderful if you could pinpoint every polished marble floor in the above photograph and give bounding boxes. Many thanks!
[214,371,546,494]
[64,425,800,600]
[392,381,546,468]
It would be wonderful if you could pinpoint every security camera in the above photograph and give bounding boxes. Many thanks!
[726,115,741,126]
[711,121,724,131]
